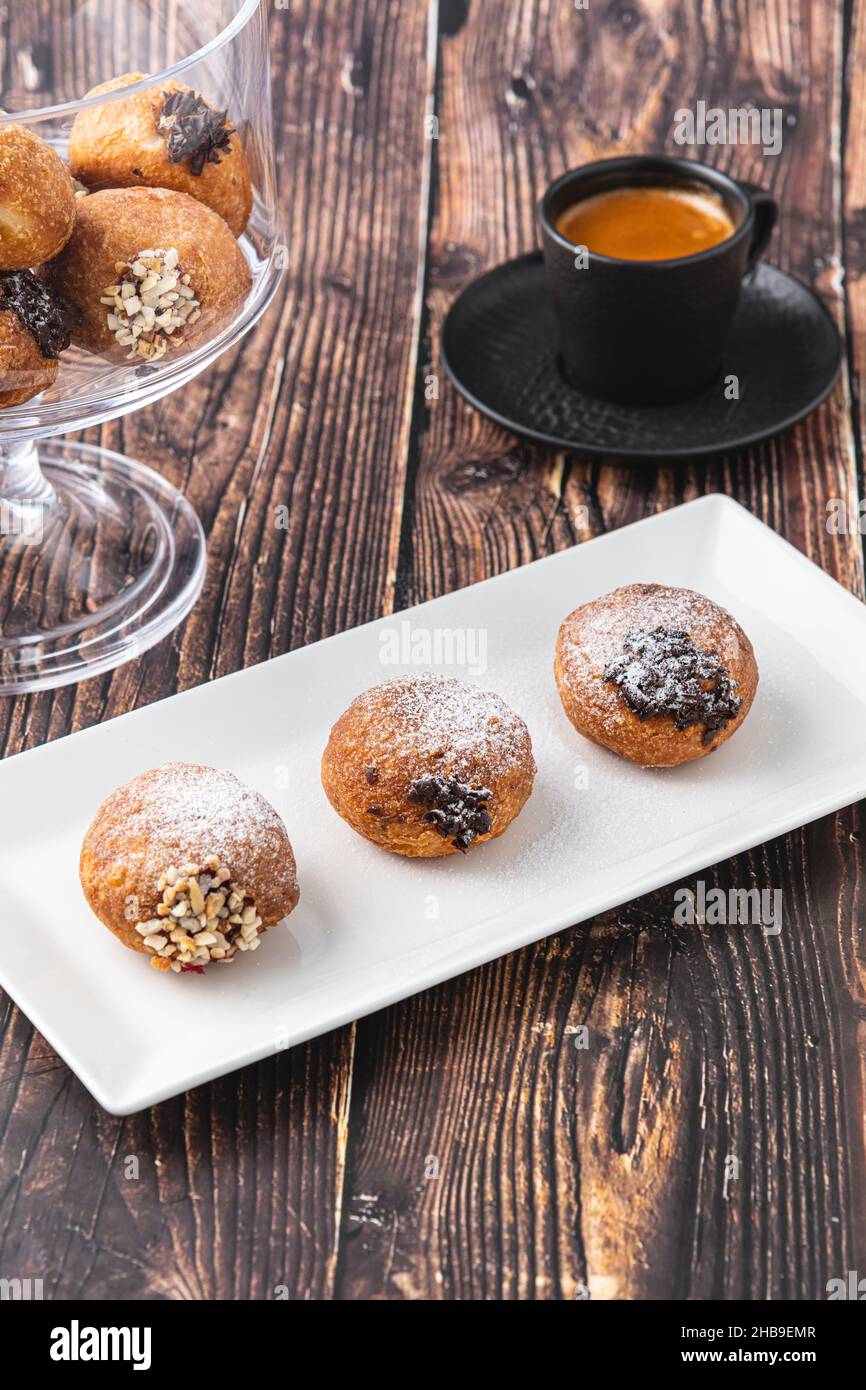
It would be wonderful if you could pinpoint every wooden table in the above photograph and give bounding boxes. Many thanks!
[2,0,864,1301]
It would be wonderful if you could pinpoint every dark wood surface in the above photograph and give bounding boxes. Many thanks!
[1,0,865,1300]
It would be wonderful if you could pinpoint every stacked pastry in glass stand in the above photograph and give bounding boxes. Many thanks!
[0,75,251,405]
[0,44,284,697]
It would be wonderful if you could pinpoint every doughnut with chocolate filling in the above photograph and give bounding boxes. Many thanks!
[0,270,69,406]
[0,125,76,270]
[69,73,253,236]
[42,187,251,363]
[321,673,536,857]
[79,763,300,974]
[554,583,758,767]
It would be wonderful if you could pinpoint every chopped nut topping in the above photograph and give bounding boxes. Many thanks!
[101,247,202,362]
[137,855,264,972]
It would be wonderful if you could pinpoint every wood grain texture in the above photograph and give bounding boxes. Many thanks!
[0,0,431,1300]
[338,0,866,1300]
[1,0,865,1302]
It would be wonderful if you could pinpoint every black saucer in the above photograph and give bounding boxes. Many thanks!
[441,253,842,459]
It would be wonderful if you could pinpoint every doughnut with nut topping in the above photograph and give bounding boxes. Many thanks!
[79,763,300,974]
[42,186,251,362]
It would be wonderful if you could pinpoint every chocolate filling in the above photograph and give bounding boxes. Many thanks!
[159,90,235,176]
[0,272,69,359]
[603,626,741,744]
[407,773,493,851]
[366,805,406,824]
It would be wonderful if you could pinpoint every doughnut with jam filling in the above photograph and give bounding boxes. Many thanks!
[321,673,536,858]
[554,583,758,767]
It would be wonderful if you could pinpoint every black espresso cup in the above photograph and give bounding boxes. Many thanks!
[540,156,777,404]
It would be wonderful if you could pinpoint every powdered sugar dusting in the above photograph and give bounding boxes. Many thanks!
[350,673,534,778]
[84,762,298,924]
[109,762,285,853]
[558,584,749,739]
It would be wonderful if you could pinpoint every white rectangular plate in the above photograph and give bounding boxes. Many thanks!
[3,495,866,1114]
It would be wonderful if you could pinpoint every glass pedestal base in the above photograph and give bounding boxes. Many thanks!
[0,440,206,694]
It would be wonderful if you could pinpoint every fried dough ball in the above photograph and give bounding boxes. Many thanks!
[42,187,251,363]
[0,270,69,407]
[69,73,253,236]
[322,673,536,857]
[80,763,300,975]
[0,125,75,269]
[554,583,758,767]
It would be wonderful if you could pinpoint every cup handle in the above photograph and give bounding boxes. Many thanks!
[738,181,778,272]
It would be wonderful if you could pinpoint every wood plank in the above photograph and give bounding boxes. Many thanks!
[337,0,865,1299]
[0,0,433,1298]
[0,1,193,109]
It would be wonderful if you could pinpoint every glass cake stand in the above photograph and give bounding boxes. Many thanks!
[0,0,282,693]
